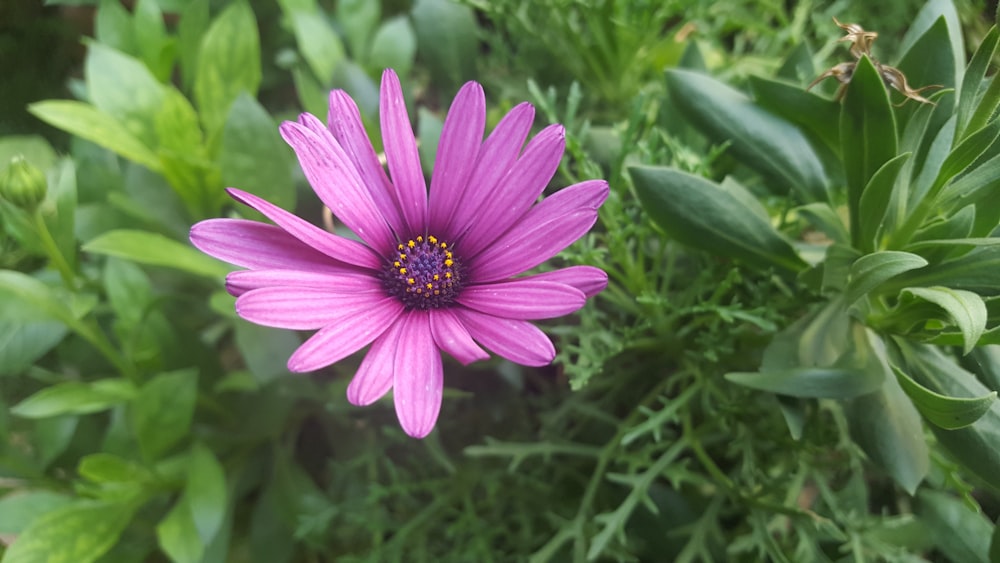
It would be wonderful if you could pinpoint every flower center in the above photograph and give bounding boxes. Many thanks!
[381,235,463,310]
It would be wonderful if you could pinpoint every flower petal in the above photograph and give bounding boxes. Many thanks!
[226,268,380,296]
[226,188,383,270]
[427,81,486,234]
[468,180,609,282]
[453,308,555,367]
[379,69,427,235]
[459,124,566,257]
[190,219,348,271]
[457,279,585,320]
[526,266,608,298]
[236,286,388,330]
[287,298,404,372]
[346,315,405,406]
[444,102,535,240]
[280,119,396,253]
[392,311,443,438]
[429,308,489,365]
[327,89,406,237]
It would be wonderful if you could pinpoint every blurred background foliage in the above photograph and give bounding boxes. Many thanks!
[1,0,999,562]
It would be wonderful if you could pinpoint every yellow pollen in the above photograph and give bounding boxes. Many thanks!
[399,254,407,261]
[441,242,448,249]
[399,267,407,274]
[428,235,437,244]
[408,240,416,248]
[445,251,453,259]
[433,274,439,281]
[398,244,404,251]
[393,261,401,268]
[425,283,433,290]
[417,235,424,242]
[407,278,415,285]
[445,259,454,267]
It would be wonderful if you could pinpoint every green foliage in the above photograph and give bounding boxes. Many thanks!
[2,0,997,562]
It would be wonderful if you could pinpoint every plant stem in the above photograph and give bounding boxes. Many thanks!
[33,211,75,288]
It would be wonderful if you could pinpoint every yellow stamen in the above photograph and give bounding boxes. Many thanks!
[407,278,415,285]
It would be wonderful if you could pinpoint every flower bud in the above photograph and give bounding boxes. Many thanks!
[0,156,47,212]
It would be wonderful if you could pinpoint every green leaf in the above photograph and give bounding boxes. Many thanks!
[1,501,133,563]
[78,453,154,484]
[666,68,829,202]
[156,496,204,563]
[85,43,166,150]
[27,101,161,172]
[725,367,882,399]
[187,443,227,543]
[95,0,136,54]
[284,7,344,85]
[0,318,67,376]
[132,0,174,82]
[411,0,478,93]
[841,55,897,248]
[336,0,379,60]
[893,364,995,429]
[795,202,849,246]
[900,286,987,354]
[858,153,910,252]
[749,76,841,154]
[844,251,928,305]
[846,373,929,495]
[219,94,294,213]
[916,489,991,563]
[895,341,1000,490]
[178,0,209,92]
[194,1,261,136]
[154,87,215,218]
[631,166,806,272]
[957,26,999,140]
[0,491,74,535]
[898,6,962,104]
[132,369,198,461]
[233,319,299,385]
[369,16,417,80]
[10,379,137,418]
[83,229,231,279]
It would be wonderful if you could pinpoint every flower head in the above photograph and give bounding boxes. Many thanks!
[190,69,608,438]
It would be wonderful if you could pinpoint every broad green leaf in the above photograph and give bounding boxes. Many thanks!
[219,94,294,213]
[957,26,999,140]
[178,0,209,92]
[32,415,78,469]
[631,166,806,272]
[155,87,214,217]
[78,453,154,484]
[898,5,962,100]
[749,76,840,154]
[846,373,929,495]
[0,270,93,331]
[85,43,166,150]
[1,501,133,563]
[336,0,380,60]
[286,9,344,85]
[841,55,897,248]
[132,0,174,82]
[0,135,57,170]
[908,206,977,264]
[83,229,231,279]
[844,251,928,305]
[0,319,66,377]
[417,107,443,175]
[725,367,881,399]
[0,491,73,534]
[156,496,204,563]
[234,319,299,385]
[900,286,987,354]
[895,341,1000,489]
[103,258,153,328]
[925,118,1000,208]
[666,68,828,202]
[187,443,227,543]
[916,489,991,563]
[28,101,160,172]
[45,158,78,273]
[411,0,478,93]
[968,344,1000,392]
[11,379,137,418]
[820,245,861,295]
[95,0,136,54]
[858,153,910,252]
[369,16,417,80]
[938,150,1000,216]
[194,1,261,136]
[893,365,995,429]
[885,245,1000,295]
[967,74,1000,143]
[132,369,198,460]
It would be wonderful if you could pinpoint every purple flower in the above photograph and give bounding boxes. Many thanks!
[190,69,608,438]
